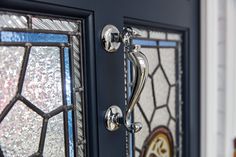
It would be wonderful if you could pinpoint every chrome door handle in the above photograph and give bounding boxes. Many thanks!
[102,25,149,133]
[125,45,149,132]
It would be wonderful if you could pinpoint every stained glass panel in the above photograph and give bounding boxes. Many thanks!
[126,27,182,157]
[0,11,85,157]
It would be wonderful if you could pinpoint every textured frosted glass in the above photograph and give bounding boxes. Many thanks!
[169,120,176,145]
[160,48,176,85]
[149,31,166,40]
[138,77,154,121]
[32,17,78,32]
[134,106,149,150]
[0,14,27,29]
[0,32,68,43]
[153,68,169,107]
[141,48,159,74]
[22,46,63,113]
[44,113,65,157]
[151,107,169,129]
[167,33,181,41]
[132,28,148,38]
[169,87,176,119]
[0,101,42,156]
[0,47,24,114]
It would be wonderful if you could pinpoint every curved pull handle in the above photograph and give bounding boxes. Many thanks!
[125,45,149,133]
[103,25,149,133]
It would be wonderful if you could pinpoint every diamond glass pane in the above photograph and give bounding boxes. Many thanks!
[126,27,182,157]
[44,113,65,157]
[0,101,42,156]
[0,47,24,114]
[22,46,62,113]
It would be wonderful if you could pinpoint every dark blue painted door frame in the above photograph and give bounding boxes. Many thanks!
[0,0,200,157]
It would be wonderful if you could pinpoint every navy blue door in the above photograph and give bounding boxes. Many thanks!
[0,1,199,157]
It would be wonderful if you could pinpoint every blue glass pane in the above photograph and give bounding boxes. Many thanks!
[158,41,177,47]
[0,31,68,43]
[132,39,177,47]
[132,39,157,46]
[64,48,74,157]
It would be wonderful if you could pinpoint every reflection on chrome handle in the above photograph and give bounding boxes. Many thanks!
[125,45,149,133]
[103,25,149,133]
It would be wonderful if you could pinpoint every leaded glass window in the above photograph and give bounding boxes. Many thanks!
[125,27,183,157]
[0,12,86,157]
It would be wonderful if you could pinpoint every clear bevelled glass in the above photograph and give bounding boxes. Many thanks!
[32,17,79,32]
[0,13,27,29]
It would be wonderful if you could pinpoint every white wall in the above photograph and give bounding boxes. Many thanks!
[225,0,236,157]
[217,0,226,156]
[201,0,236,157]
